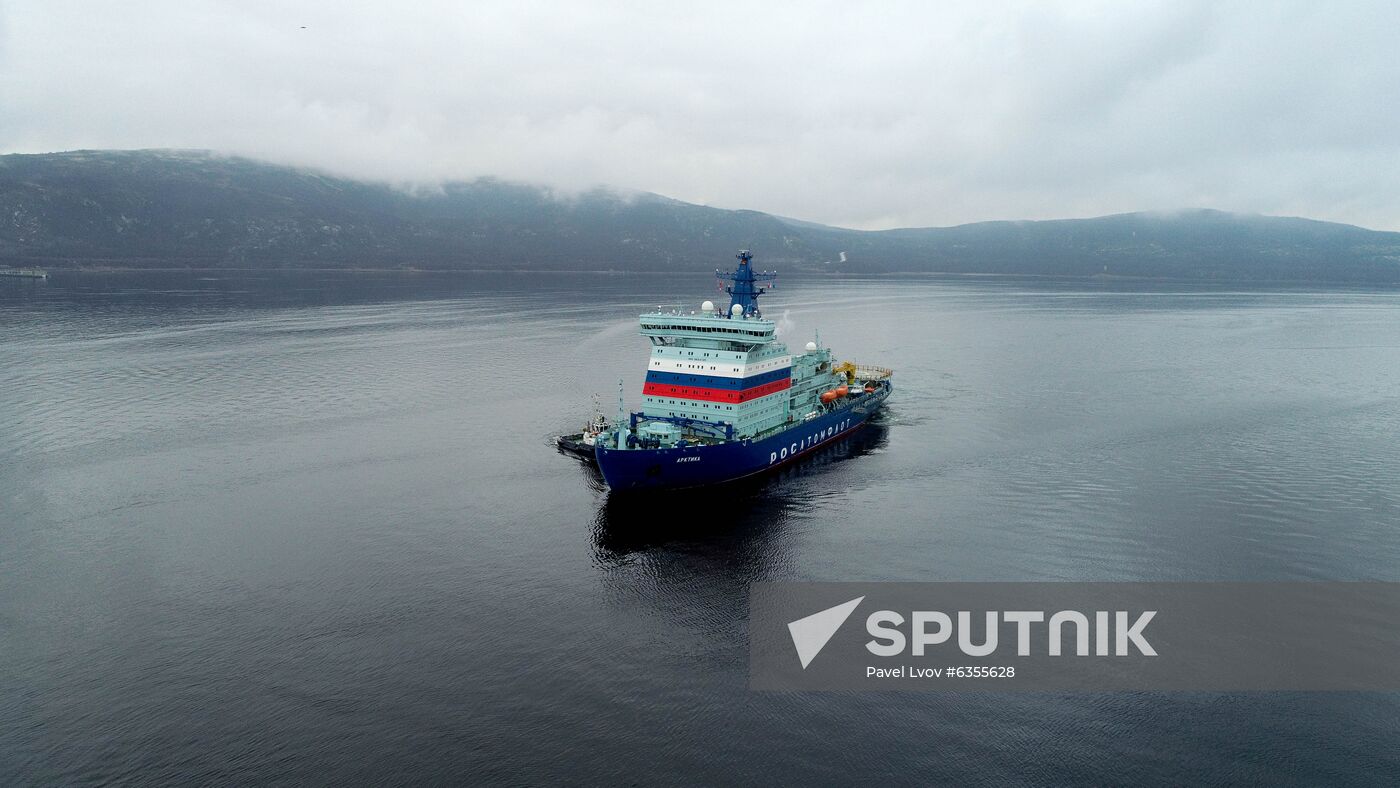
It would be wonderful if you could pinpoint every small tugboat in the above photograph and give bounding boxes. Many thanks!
[593,250,892,491]
[555,405,610,462]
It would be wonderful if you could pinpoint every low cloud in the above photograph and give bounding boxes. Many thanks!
[3,1,1398,230]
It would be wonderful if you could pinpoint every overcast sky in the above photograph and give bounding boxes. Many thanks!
[2,1,1398,230]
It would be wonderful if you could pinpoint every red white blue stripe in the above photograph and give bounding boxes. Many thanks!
[643,368,791,403]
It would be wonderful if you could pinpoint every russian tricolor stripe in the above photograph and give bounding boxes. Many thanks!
[643,377,792,403]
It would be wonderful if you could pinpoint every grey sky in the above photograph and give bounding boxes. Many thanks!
[3,1,1398,230]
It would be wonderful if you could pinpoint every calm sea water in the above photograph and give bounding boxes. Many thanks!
[3,271,1400,784]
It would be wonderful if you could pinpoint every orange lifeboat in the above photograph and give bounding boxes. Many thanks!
[836,385,849,397]
[864,384,876,393]
[820,390,838,404]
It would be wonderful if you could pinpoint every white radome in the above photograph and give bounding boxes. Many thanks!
[731,304,744,316]
[805,341,817,351]
[702,300,715,312]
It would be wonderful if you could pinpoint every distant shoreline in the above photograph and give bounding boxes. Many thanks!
[8,263,1400,288]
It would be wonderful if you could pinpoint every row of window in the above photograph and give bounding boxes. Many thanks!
[652,361,790,375]
[652,347,790,364]
[644,324,772,338]
[654,364,744,374]
[655,347,747,359]
[648,398,735,412]
[648,399,789,416]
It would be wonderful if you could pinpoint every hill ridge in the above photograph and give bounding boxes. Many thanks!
[4,150,1399,282]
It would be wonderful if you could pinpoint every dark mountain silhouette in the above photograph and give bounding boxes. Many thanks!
[3,149,1398,282]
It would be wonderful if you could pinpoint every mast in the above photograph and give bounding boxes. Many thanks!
[716,250,777,318]
[616,378,626,449]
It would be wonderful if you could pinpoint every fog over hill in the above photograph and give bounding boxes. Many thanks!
[3,150,1399,283]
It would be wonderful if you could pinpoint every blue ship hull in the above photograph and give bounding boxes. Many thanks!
[596,382,891,491]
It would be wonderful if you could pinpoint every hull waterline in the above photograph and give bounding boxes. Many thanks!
[596,382,890,491]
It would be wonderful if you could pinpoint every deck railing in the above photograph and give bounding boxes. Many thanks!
[852,364,893,380]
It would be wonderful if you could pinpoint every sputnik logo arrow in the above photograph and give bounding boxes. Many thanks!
[787,596,864,669]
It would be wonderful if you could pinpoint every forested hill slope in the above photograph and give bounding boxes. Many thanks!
[4,150,1398,282]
